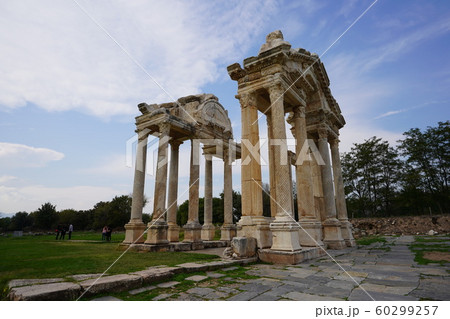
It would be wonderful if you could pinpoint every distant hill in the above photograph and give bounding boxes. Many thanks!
[0,212,14,218]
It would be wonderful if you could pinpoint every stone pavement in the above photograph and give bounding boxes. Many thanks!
[123,236,449,301]
[8,236,450,301]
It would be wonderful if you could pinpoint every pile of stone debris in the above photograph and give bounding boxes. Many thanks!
[350,215,450,238]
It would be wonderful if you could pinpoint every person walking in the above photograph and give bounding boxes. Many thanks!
[68,224,73,240]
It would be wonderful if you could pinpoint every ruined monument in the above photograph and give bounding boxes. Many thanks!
[122,30,355,264]
[123,94,238,247]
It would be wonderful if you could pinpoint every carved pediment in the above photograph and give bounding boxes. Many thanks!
[197,100,232,134]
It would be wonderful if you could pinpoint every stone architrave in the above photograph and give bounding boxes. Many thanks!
[201,154,215,241]
[221,146,236,240]
[330,138,356,247]
[236,92,271,249]
[317,126,346,249]
[145,124,170,245]
[123,132,148,244]
[183,139,202,242]
[292,106,323,247]
[167,141,182,242]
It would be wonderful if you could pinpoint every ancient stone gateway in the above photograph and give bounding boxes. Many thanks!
[226,30,356,263]
[123,30,355,264]
[123,94,238,246]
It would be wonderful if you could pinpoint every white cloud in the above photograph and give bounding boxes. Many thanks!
[0,142,64,168]
[0,0,278,118]
[0,175,17,184]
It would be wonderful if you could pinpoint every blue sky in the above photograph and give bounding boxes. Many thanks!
[1,0,449,215]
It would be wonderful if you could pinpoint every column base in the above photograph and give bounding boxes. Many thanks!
[269,219,302,252]
[220,224,236,241]
[201,224,216,241]
[183,221,202,243]
[323,218,346,249]
[167,223,180,242]
[144,220,168,245]
[236,216,272,249]
[340,219,356,247]
[298,218,324,247]
[123,221,147,244]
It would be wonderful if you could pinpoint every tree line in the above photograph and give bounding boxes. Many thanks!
[1,121,447,232]
[0,191,243,232]
[342,121,449,218]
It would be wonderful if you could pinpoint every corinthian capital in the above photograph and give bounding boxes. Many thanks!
[293,105,306,118]
[239,92,257,108]
[318,125,329,140]
[268,83,284,101]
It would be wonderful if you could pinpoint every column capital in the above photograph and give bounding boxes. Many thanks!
[239,92,257,108]
[158,123,171,136]
[317,125,329,140]
[329,137,340,148]
[137,128,151,141]
[170,139,183,148]
[268,82,284,100]
[293,105,306,119]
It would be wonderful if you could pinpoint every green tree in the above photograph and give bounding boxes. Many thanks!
[398,121,449,213]
[8,212,33,231]
[93,195,132,230]
[342,137,401,217]
[0,217,11,232]
[34,202,57,230]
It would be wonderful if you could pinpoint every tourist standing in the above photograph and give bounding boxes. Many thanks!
[68,224,73,240]
[106,226,112,241]
[102,226,107,240]
[60,225,66,240]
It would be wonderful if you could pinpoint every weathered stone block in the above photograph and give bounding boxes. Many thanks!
[9,282,81,301]
[131,267,180,284]
[80,274,142,296]
[231,237,257,258]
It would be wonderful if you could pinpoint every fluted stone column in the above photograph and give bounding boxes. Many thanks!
[318,126,345,249]
[167,141,181,242]
[123,131,148,244]
[221,146,236,240]
[236,92,271,248]
[183,139,202,242]
[201,154,215,240]
[268,84,301,252]
[310,140,326,222]
[266,114,277,218]
[145,124,170,245]
[292,106,323,247]
[330,138,356,247]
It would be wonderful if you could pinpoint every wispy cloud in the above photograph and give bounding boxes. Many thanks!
[0,0,278,118]
[373,100,450,120]
[0,142,64,168]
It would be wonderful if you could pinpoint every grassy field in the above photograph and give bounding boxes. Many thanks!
[410,236,450,265]
[0,232,219,300]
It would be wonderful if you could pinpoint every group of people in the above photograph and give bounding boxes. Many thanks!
[55,224,73,240]
[102,226,112,241]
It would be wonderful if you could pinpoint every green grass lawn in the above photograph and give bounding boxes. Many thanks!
[0,232,219,300]
[355,235,387,246]
[410,235,450,265]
